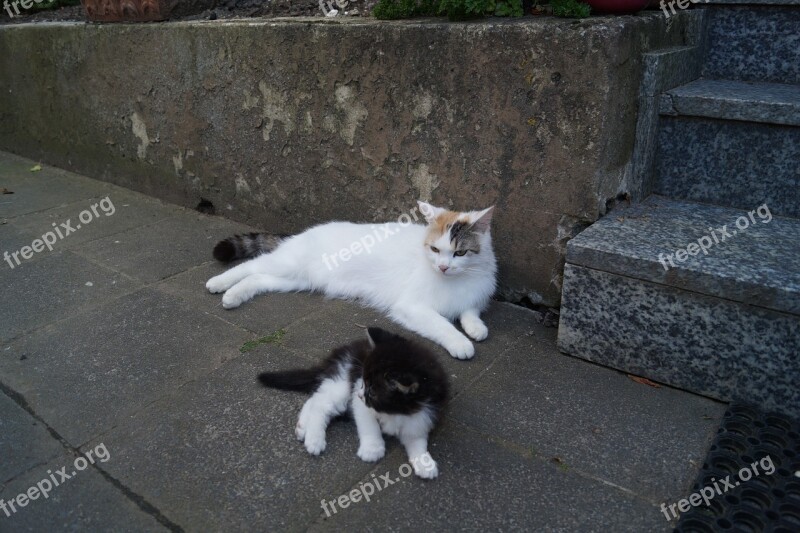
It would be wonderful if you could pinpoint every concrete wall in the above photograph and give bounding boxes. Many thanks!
[0,14,698,306]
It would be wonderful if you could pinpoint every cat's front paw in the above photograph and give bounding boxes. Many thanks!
[295,421,306,441]
[462,318,488,342]
[411,455,439,479]
[206,275,230,294]
[357,441,385,462]
[304,435,326,456]
[445,335,474,360]
[221,290,244,309]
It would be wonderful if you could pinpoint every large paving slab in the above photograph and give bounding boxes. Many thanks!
[155,261,327,338]
[0,156,117,219]
[452,321,727,503]
[308,422,676,532]
[0,250,141,344]
[0,390,64,486]
[0,451,168,532]
[0,288,252,446]
[85,344,390,532]
[75,210,255,283]
[9,188,178,252]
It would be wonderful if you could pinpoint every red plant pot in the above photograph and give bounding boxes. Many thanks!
[583,0,651,14]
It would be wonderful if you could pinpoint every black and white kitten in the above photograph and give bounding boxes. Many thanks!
[258,327,449,479]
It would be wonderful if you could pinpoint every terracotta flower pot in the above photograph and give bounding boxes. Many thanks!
[583,0,651,14]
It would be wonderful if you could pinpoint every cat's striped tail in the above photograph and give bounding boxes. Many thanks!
[258,367,324,394]
[212,232,287,262]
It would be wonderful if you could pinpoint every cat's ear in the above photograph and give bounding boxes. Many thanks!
[470,206,495,234]
[388,377,419,395]
[417,201,446,223]
[367,327,394,348]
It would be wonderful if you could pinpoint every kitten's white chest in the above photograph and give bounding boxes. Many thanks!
[374,412,404,436]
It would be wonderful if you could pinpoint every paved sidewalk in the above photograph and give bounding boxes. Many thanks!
[0,151,726,532]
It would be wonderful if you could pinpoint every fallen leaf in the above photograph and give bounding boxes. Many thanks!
[627,374,661,388]
[551,457,568,471]
[30,164,42,172]
[1,188,12,194]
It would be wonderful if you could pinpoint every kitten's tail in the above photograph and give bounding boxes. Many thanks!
[258,367,324,393]
[213,233,287,262]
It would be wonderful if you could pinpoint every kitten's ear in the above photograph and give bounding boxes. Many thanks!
[470,206,495,234]
[417,201,446,223]
[389,378,419,395]
[367,327,394,348]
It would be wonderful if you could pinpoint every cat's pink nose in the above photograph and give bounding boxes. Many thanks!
[438,265,449,272]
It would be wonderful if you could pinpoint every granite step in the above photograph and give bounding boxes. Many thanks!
[654,110,800,218]
[702,5,800,84]
[660,79,800,126]
[557,196,800,416]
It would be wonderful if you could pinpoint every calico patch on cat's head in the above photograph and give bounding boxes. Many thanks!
[418,201,494,276]
[360,327,448,415]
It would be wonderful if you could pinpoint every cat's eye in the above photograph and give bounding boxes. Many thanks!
[454,250,467,257]
[430,246,440,253]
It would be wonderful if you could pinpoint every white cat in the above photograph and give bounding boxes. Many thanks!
[206,202,497,359]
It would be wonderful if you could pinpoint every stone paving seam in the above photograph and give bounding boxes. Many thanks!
[304,447,407,529]
[445,419,660,506]
[0,379,183,531]
[447,324,539,403]
[448,345,722,508]
[0,268,144,346]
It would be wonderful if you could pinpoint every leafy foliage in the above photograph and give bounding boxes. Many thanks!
[494,0,523,17]
[373,0,524,20]
[373,0,437,19]
[550,0,590,18]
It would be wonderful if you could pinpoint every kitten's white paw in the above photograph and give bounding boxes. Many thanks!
[462,319,488,342]
[304,435,326,455]
[295,421,306,441]
[413,458,439,479]
[445,335,475,360]
[357,442,385,462]
[206,275,230,294]
[221,291,243,309]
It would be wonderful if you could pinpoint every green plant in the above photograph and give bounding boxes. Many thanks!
[495,0,523,17]
[239,329,287,353]
[550,0,590,18]
[373,0,438,19]
[438,0,493,20]
[372,0,530,20]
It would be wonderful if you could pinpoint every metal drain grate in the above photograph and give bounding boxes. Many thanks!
[674,404,800,532]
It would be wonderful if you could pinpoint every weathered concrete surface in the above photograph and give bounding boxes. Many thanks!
[0,153,727,530]
[0,14,698,306]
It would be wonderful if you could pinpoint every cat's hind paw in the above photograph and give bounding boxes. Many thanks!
[357,442,385,462]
